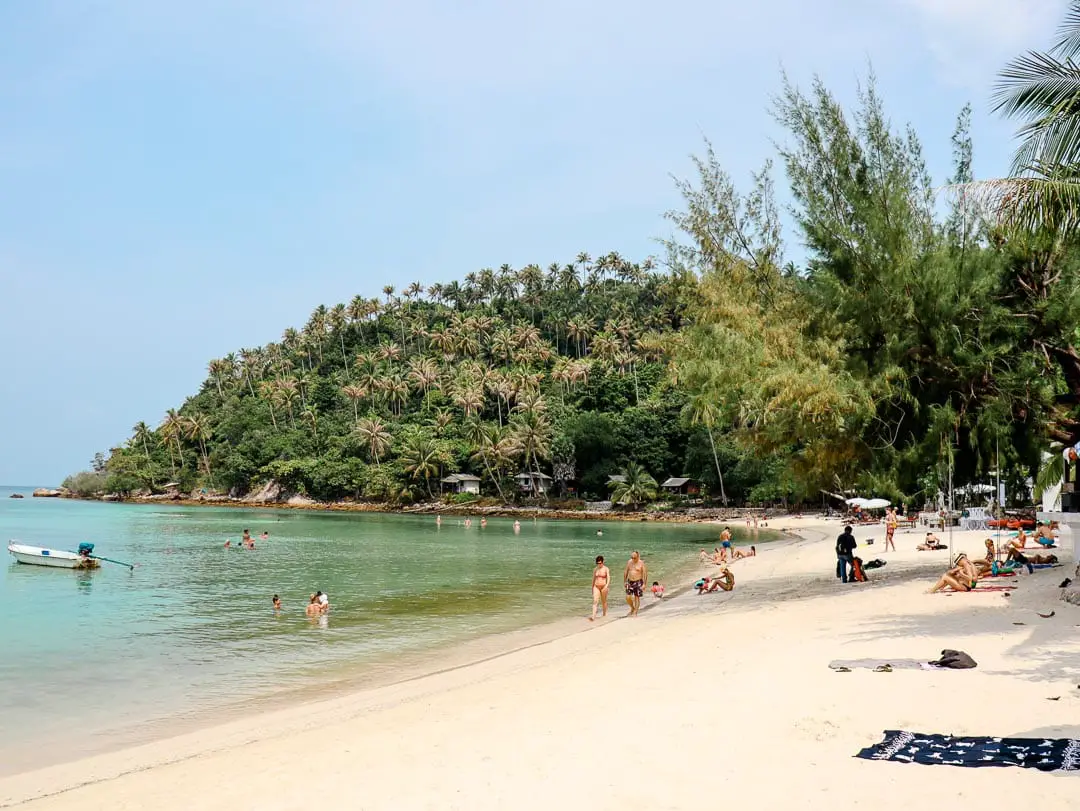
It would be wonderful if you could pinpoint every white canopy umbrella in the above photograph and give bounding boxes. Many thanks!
[862,498,891,510]
[845,497,869,507]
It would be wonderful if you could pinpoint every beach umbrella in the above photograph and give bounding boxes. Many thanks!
[862,498,891,510]
[845,497,869,507]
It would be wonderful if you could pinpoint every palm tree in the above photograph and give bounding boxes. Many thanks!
[510,411,552,499]
[301,405,320,442]
[609,462,658,506]
[329,303,349,371]
[257,380,280,429]
[160,409,186,472]
[470,423,518,501]
[400,433,441,498]
[132,421,154,464]
[341,384,367,422]
[183,414,212,479]
[684,393,728,505]
[355,416,392,467]
[407,357,440,396]
[973,3,1080,233]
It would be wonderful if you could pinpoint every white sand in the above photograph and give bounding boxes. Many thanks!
[4,516,1079,809]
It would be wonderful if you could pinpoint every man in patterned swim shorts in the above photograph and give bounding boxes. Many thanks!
[623,550,648,617]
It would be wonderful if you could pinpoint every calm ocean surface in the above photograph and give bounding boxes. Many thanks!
[0,485,767,772]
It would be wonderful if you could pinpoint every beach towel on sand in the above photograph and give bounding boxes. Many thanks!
[856,731,1080,771]
[829,659,934,671]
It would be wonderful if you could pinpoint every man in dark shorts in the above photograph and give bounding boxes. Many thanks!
[836,525,857,583]
[624,551,648,617]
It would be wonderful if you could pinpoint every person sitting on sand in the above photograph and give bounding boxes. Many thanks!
[928,553,980,593]
[732,545,756,560]
[699,549,711,563]
[651,581,664,599]
[695,569,734,594]
[916,532,943,551]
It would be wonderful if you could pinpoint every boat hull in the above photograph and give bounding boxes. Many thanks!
[7,544,99,569]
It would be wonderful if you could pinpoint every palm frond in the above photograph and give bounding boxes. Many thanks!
[992,51,1080,172]
[1034,449,1064,501]
[1053,2,1080,58]
[952,174,1080,234]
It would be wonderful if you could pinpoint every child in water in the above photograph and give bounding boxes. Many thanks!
[272,595,282,611]
[651,582,665,599]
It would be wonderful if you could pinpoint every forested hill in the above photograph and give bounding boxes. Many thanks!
[91,255,750,504]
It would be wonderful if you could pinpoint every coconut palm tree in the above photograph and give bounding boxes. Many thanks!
[355,416,392,467]
[183,414,212,479]
[400,433,441,498]
[609,462,658,506]
[683,393,728,505]
[301,405,320,443]
[341,384,367,421]
[329,303,349,371]
[470,423,518,501]
[160,409,186,471]
[510,411,552,499]
[407,357,440,396]
[257,380,280,429]
[132,421,154,464]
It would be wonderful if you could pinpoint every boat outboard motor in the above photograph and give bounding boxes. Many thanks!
[77,542,95,558]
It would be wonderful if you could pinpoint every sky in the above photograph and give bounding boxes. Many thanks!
[0,0,1066,485]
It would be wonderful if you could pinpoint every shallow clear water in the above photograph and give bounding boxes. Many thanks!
[0,485,770,771]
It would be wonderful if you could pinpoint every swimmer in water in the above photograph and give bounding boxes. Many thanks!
[436,515,442,526]
[464,518,472,528]
[224,540,231,549]
[305,595,320,617]
[272,594,282,611]
[480,518,487,528]
[513,520,521,533]
[260,532,269,541]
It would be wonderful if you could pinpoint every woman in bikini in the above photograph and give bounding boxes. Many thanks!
[928,553,980,593]
[590,555,610,621]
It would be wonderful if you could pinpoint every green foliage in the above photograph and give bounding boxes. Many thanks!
[609,462,659,506]
[62,470,108,497]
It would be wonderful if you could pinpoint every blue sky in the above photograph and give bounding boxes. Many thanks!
[0,0,1065,484]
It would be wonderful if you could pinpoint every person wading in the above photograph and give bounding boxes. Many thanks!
[836,525,857,584]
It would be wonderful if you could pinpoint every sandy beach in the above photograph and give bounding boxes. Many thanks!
[4,515,1079,810]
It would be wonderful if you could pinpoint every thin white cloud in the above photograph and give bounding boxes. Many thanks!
[897,0,1061,86]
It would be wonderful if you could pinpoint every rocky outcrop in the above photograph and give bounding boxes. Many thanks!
[32,488,63,498]
[286,494,316,507]
[9,493,24,499]
[246,480,285,504]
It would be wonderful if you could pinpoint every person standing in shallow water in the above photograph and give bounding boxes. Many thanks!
[624,551,648,617]
[589,555,610,621]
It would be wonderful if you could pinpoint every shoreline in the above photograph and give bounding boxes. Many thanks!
[6,516,1075,808]
[58,491,769,524]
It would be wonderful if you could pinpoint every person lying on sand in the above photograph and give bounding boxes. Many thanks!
[731,545,756,559]
[916,532,943,551]
[928,553,980,593]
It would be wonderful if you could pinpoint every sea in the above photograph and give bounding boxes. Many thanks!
[0,485,771,773]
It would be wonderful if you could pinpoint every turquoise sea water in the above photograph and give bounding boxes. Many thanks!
[0,486,769,772]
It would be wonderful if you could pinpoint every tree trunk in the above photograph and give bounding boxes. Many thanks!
[707,426,728,505]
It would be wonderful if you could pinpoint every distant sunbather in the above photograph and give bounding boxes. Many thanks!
[928,553,980,593]
[916,532,943,551]
[732,545,756,560]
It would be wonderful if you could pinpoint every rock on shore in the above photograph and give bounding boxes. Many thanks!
[32,488,63,498]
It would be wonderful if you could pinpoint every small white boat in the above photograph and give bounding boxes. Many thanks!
[7,542,100,570]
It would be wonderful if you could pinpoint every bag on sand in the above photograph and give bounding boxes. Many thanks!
[929,649,977,669]
[851,557,868,582]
